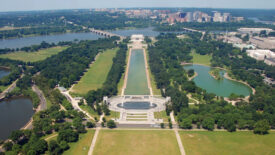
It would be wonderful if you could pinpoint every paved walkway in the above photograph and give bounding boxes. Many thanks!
[170,112,186,155]
[88,127,101,155]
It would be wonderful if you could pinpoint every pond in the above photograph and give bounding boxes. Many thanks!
[183,64,252,97]
[0,97,34,140]
[0,68,10,79]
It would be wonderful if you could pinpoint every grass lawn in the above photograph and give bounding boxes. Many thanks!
[63,130,95,155]
[93,130,180,155]
[154,110,170,123]
[0,46,67,62]
[179,131,275,155]
[190,50,212,66]
[80,105,99,119]
[0,85,8,92]
[71,48,118,95]
[105,111,120,121]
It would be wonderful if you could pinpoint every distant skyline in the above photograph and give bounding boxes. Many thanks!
[1,0,275,12]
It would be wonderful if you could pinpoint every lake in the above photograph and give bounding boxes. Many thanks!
[184,64,252,97]
[0,97,34,140]
[0,68,10,79]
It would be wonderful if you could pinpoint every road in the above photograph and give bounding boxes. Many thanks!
[32,85,47,111]
[0,75,23,100]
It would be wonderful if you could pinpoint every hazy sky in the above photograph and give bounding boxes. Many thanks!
[1,0,275,12]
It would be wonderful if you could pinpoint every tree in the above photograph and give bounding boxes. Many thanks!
[107,120,116,128]
[57,129,79,142]
[3,141,13,151]
[59,141,69,151]
[254,120,270,135]
[160,123,165,129]
[86,122,95,128]
[169,122,173,129]
[202,117,215,131]
[179,118,192,129]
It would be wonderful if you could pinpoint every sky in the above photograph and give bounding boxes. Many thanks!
[1,0,275,12]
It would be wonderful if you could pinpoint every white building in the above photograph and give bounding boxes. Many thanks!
[246,49,275,66]
[238,28,274,34]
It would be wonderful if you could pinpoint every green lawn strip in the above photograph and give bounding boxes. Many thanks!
[117,49,129,95]
[127,116,147,118]
[105,111,120,121]
[79,105,99,118]
[0,46,67,62]
[154,110,170,123]
[127,113,147,115]
[0,85,9,92]
[179,131,275,155]
[71,48,118,95]
[63,130,95,155]
[126,119,148,121]
[190,50,212,66]
[93,130,181,155]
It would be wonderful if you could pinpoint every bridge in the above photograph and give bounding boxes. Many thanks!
[89,28,125,39]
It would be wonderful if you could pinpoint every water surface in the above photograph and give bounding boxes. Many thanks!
[0,97,34,140]
[125,49,150,95]
[0,68,10,79]
[184,64,252,97]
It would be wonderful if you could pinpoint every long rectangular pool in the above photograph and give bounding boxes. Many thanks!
[124,49,150,95]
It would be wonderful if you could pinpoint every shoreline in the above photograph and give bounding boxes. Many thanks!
[188,72,198,81]
[183,63,256,99]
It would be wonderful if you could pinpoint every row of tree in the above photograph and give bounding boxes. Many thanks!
[149,33,274,134]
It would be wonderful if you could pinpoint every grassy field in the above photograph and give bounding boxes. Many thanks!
[79,105,99,119]
[105,111,120,121]
[179,131,275,155]
[63,130,95,155]
[154,111,170,123]
[71,48,118,95]
[190,50,212,66]
[93,130,180,155]
[0,46,67,62]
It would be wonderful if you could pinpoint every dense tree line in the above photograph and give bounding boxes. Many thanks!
[85,43,127,111]
[0,59,23,88]
[0,25,85,39]
[0,41,73,54]
[31,37,117,88]
[149,33,274,134]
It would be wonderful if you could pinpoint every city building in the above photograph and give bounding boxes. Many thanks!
[249,36,275,49]
[238,28,274,34]
[246,49,275,66]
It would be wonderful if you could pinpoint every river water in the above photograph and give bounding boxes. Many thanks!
[0,28,162,49]
[184,64,252,97]
[0,97,34,140]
